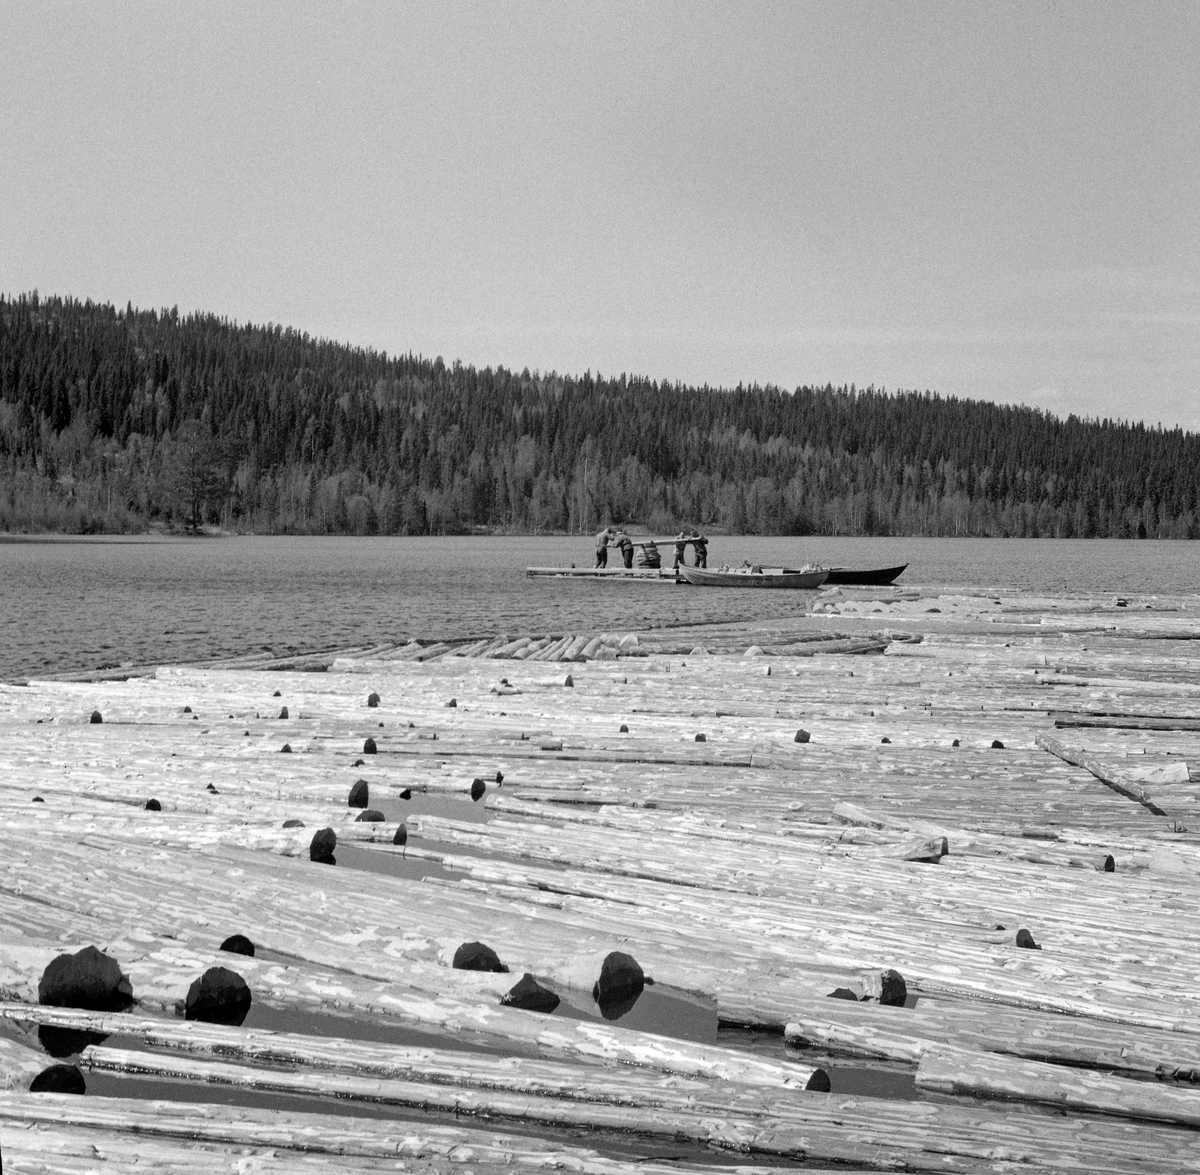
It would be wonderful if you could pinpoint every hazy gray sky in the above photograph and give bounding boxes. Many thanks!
[3,1,1197,430]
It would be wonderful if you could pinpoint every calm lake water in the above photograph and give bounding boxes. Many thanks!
[2,534,1196,680]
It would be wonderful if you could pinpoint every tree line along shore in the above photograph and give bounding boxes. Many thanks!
[1,291,1197,538]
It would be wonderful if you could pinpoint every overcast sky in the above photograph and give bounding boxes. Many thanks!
[3,1,1197,430]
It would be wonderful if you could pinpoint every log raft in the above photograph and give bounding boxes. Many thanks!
[2,585,1200,1172]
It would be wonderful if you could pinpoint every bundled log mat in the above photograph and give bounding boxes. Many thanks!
[2,585,1200,1172]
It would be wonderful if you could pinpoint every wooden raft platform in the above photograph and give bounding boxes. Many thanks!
[2,586,1200,1172]
[525,565,679,580]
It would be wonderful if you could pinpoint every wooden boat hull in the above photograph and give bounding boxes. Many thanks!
[821,564,908,586]
[678,567,829,589]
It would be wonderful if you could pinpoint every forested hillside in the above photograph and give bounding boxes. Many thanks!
[2,292,1197,537]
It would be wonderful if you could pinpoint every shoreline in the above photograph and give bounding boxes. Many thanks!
[5,526,1200,541]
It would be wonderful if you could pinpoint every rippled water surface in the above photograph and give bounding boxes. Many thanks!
[2,534,1196,679]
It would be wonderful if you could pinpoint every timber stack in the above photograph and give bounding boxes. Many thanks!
[2,585,1200,1172]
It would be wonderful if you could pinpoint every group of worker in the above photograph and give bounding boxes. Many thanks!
[594,526,707,570]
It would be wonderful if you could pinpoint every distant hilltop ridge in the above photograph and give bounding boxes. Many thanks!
[1,291,1197,537]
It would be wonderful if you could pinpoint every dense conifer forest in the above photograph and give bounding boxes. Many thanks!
[2,292,1197,537]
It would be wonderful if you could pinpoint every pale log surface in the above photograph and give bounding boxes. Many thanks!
[3,585,1200,1171]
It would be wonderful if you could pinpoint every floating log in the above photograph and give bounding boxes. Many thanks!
[7,1085,1195,1173]
[1036,733,1168,814]
[1054,714,1200,732]
[917,1044,1200,1128]
[784,993,1200,1078]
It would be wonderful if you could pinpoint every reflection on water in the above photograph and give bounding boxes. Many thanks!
[821,1060,919,1100]
[375,791,493,825]
[335,842,458,882]
[80,1069,817,1165]
[242,1002,523,1057]
[3,534,1195,679]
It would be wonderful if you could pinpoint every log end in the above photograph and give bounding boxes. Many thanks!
[39,946,133,1013]
[453,941,508,973]
[185,966,252,1026]
[309,827,337,863]
[29,1063,86,1094]
[502,973,560,1013]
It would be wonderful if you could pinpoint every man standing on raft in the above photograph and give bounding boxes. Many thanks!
[595,526,612,568]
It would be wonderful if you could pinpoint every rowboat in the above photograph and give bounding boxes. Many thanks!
[678,566,829,589]
[821,563,908,586]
